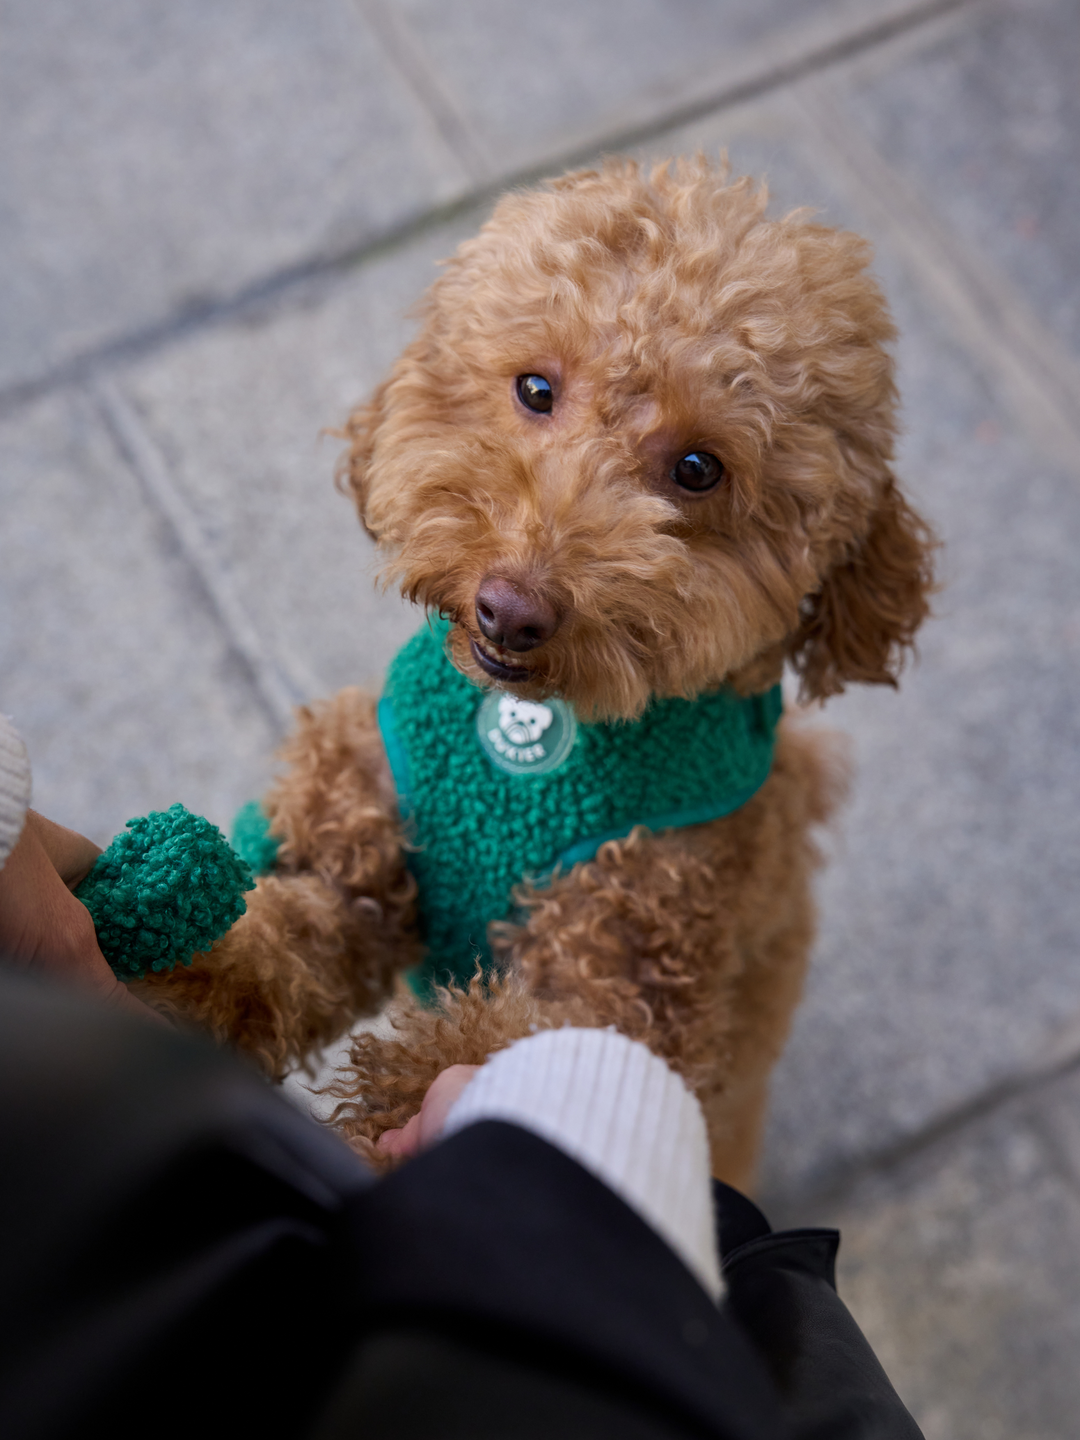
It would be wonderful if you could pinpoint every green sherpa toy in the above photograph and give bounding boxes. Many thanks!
[75,803,255,980]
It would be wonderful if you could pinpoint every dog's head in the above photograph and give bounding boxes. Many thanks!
[342,157,934,721]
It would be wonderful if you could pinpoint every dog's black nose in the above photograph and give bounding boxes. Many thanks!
[475,576,560,652]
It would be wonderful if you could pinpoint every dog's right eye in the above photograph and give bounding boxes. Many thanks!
[672,452,725,493]
[516,374,554,413]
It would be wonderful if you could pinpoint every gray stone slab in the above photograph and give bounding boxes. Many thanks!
[0,388,278,845]
[782,1068,1080,1440]
[761,329,1080,1193]
[635,100,1080,1194]
[838,0,1080,360]
[113,210,485,703]
[388,0,934,174]
[0,0,468,395]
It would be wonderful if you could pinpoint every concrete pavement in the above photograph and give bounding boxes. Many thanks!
[3,2,1079,1433]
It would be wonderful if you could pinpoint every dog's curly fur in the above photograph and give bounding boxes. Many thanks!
[138,156,934,1190]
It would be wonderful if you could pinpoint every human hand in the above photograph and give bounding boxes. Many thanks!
[0,811,166,1024]
[25,809,102,888]
[376,1064,481,1161]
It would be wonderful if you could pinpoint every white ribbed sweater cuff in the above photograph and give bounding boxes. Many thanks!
[0,715,30,870]
[443,1027,722,1300]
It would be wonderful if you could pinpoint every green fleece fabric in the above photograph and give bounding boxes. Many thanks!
[78,804,254,980]
[378,618,781,994]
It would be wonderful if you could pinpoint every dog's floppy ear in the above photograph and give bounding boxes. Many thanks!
[789,476,936,701]
[335,380,390,540]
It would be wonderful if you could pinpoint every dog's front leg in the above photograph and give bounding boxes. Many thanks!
[501,729,830,1192]
[498,826,751,1171]
[133,688,421,1078]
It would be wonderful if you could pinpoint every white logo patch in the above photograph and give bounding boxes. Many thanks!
[476,690,577,776]
[497,695,554,746]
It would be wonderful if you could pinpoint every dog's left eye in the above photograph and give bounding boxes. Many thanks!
[672,452,725,493]
[517,374,554,413]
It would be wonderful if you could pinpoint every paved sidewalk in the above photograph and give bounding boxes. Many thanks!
[3,2,1079,1433]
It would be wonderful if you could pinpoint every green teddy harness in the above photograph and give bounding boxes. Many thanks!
[236,619,782,996]
[379,619,781,992]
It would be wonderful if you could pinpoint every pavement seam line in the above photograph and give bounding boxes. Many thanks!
[533,0,975,170]
[793,80,1080,479]
[355,0,493,186]
[0,0,974,418]
[778,1014,1080,1215]
[90,376,310,735]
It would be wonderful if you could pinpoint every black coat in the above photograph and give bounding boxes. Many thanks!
[0,969,921,1440]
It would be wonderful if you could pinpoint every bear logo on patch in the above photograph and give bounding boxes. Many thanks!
[476,689,577,776]
[497,695,554,746]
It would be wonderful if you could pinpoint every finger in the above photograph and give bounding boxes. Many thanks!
[0,822,163,1025]
[96,972,173,1027]
[377,1111,422,1160]
[25,811,103,889]
[0,820,75,963]
[374,1065,483,1164]
[416,1064,481,1148]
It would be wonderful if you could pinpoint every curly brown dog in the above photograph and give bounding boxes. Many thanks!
[137,156,934,1191]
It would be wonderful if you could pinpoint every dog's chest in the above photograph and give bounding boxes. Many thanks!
[378,619,781,995]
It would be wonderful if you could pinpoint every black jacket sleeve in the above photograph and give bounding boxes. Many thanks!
[0,968,370,1440]
[0,967,921,1440]
[321,1120,789,1440]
